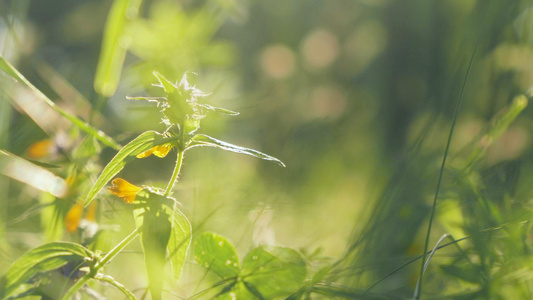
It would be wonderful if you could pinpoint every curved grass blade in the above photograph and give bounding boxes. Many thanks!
[416,46,477,299]
[0,150,68,197]
[84,131,170,207]
[188,134,285,167]
[0,242,92,298]
[94,0,142,97]
[0,56,120,150]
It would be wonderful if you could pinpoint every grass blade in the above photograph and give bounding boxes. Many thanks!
[416,46,477,299]
[94,0,142,97]
[0,56,120,150]
[0,150,67,197]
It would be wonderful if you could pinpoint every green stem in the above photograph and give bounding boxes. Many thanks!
[164,149,184,197]
[415,46,476,299]
[100,227,140,266]
[61,227,140,300]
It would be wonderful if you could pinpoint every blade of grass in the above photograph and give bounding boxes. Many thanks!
[0,56,120,150]
[415,46,477,299]
[362,224,515,294]
[0,150,68,197]
[94,0,142,97]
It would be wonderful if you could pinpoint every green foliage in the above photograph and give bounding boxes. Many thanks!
[189,134,286,167]
[94,0,142,97]
[1,0,532,299]
[0,242,92,299]
[0,56,120,150]
[84,131,171,206]
[166,206,192,280]
[241,246,307,298]
[195,232,240,278]
[134,194,173,300]
[195,232,307,299]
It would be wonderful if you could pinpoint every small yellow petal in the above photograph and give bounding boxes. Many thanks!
[153,144,172,157]
[108,178,143,204]
[136,147,155,158]
[65,202,84,233]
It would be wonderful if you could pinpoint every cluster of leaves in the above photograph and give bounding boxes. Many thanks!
[194,232,307,299]
[0,51,289,299]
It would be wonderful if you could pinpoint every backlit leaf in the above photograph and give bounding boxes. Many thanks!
[188,134,285,167]
[133,194,172,300]
[167,206,192,280]
[84,131,171,207]
[241,246,307,299]
[195,232,240,279]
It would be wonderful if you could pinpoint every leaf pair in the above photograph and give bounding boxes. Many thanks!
[84,129,284,207]
[194,233,307,299]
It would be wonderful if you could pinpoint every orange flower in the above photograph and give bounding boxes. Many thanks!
[64,201,98,232]
[26,139,53,159]
[136,144,173,158]
[65,202,84,233]
[108,178,143,203]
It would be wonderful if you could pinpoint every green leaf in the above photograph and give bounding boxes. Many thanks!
[153,72,177,94]
[194,232,240,279]
[95,274,137,300]
[240,246,307,299]
[94,0,142,96]
[167,206,192,281]
[0,242,92,298]
[188,134,286,167]
[216,282,257,299]
[84,131,170,207]
[133,194,172,300]
[0,55,120,150]
[196,103,239,116]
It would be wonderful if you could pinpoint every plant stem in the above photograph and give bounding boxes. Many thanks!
[164,149,184,197]
[100,227,140,266]
[61,227,140,300]
[415,46,476,299]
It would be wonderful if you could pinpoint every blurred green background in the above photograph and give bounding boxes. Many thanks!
[1,0,532,298]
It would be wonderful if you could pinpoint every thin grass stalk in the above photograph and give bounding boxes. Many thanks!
[414,47,477,299]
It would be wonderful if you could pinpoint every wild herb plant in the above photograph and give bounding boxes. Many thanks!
[1,0,532,299]
[0,58,311,299]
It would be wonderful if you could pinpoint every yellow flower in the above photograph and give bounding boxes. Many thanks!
[26,139,54,159]
[64,201,98,233]
[108,178,143,203]
[65,202,84,233]
[136,144,173,158]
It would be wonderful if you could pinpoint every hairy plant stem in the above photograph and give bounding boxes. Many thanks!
[164,149,184,197]
[61,227,140,300]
